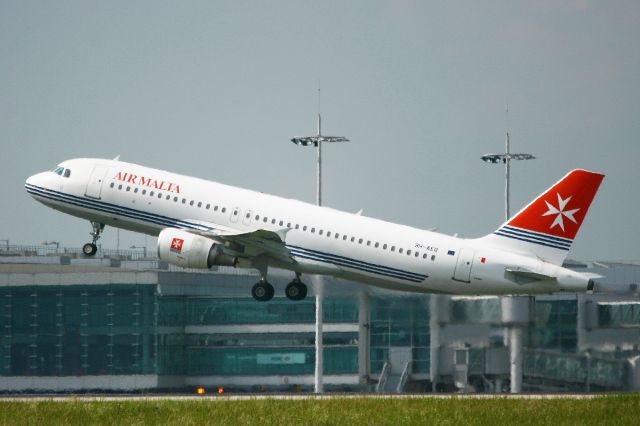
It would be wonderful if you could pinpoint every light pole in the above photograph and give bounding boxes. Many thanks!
[291,111,349,394]
[481,132,535,221]
[481,127,535,394]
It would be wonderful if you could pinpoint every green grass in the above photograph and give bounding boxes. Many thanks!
[0,395,638,425]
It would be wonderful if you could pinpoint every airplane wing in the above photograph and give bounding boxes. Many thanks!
[185,220,295,264]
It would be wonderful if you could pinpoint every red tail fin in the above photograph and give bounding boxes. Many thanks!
[484,169,604,264]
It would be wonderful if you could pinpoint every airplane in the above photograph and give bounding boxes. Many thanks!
[25,158,604,301]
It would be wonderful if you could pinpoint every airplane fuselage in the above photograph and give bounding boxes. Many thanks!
[25,158,594,297]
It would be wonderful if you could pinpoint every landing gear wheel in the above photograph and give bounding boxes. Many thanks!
[82,243,98,256]
[83,221,105,257]
[285,280,308,301]
[252,280,275,302]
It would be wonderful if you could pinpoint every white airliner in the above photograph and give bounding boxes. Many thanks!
[25,158,604,301]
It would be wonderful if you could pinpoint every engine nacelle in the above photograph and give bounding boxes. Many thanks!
[157,228,238,269]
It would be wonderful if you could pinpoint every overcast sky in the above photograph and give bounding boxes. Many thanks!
[1,1,639,261]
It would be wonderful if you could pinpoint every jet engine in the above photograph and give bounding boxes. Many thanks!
[157,228,238,269]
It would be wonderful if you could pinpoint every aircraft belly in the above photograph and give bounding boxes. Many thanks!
[38,196,162,236]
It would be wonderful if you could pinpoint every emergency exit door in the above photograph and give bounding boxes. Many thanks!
[453,248,475,283]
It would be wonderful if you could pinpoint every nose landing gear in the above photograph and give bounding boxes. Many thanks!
[82,221,105,256]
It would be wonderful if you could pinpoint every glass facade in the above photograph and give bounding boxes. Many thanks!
[1,284,362,380]
[529,299,578,352]
[1,266,637,393]
[370,297,430,374]
[1,285,156,377]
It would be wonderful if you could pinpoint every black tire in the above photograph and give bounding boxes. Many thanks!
[285,281,307,301]
[252,281,274,302]
[82,243,97,256]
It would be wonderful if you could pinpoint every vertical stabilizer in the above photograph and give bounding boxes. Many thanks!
[480,169,604,265]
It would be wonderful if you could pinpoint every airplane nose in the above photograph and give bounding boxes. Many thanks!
[25,171,48,192]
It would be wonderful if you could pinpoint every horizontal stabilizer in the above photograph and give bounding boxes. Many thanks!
[505,266,555,282]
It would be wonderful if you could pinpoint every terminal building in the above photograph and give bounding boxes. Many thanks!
[1,243,639,393]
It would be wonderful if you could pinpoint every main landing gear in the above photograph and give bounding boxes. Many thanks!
[82,221,104,257]
[250,272,308,302]
[251,279,275,302]
[285,273,307,301]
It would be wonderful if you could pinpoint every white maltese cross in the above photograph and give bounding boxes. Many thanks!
[543,193,580,232]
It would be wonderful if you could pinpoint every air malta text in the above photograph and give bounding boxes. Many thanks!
[113,172,181,193]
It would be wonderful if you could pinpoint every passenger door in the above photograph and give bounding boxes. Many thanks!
[84,164,110,199]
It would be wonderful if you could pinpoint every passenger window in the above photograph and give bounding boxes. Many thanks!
[246,213,251,219]
[358,238,363,244]
[166,195,171,200]
[214,205,218,211]
[375,242,379,248]
[198,202,202,208]
[142,189,146,195]
[150,191,154,196]
[423,253,428,259]
[415,252,419,257]
[182,199,186,204]
[326,231,331,237]
[174,196,178,202]
[206,204,210,209]
[158,193,162,198]
[303,226,307,231]
[263,217,268,223]
[383,244,387,250]
[431,255,436,261]
[110,182,114,188]
[271,219,276,224]
[221,207,226,213]
[118,184,123,190]
[343,235,347,241]
[126,186,130,192]
[319,230,323,235]
[279,221,284,226]
[295,224,299,229]
[190,200,194,206]
[366,241,371,246]
[311,228,315,233]
[134,188,139,193]
[350,237,355,242]
[287,222,292,228]
[407,250,412,256]
[399,248,404,254]
[391,246,396,252]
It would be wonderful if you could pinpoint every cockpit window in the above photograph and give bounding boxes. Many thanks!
[52,166,71,178]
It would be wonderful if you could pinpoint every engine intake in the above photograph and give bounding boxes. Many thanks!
[157,228,238,269]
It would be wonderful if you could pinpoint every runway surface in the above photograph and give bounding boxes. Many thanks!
[0,393,607,402]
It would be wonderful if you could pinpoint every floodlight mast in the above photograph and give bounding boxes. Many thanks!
[291,111,349,394]
[480,132,535,221]
[480,122,535,395]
